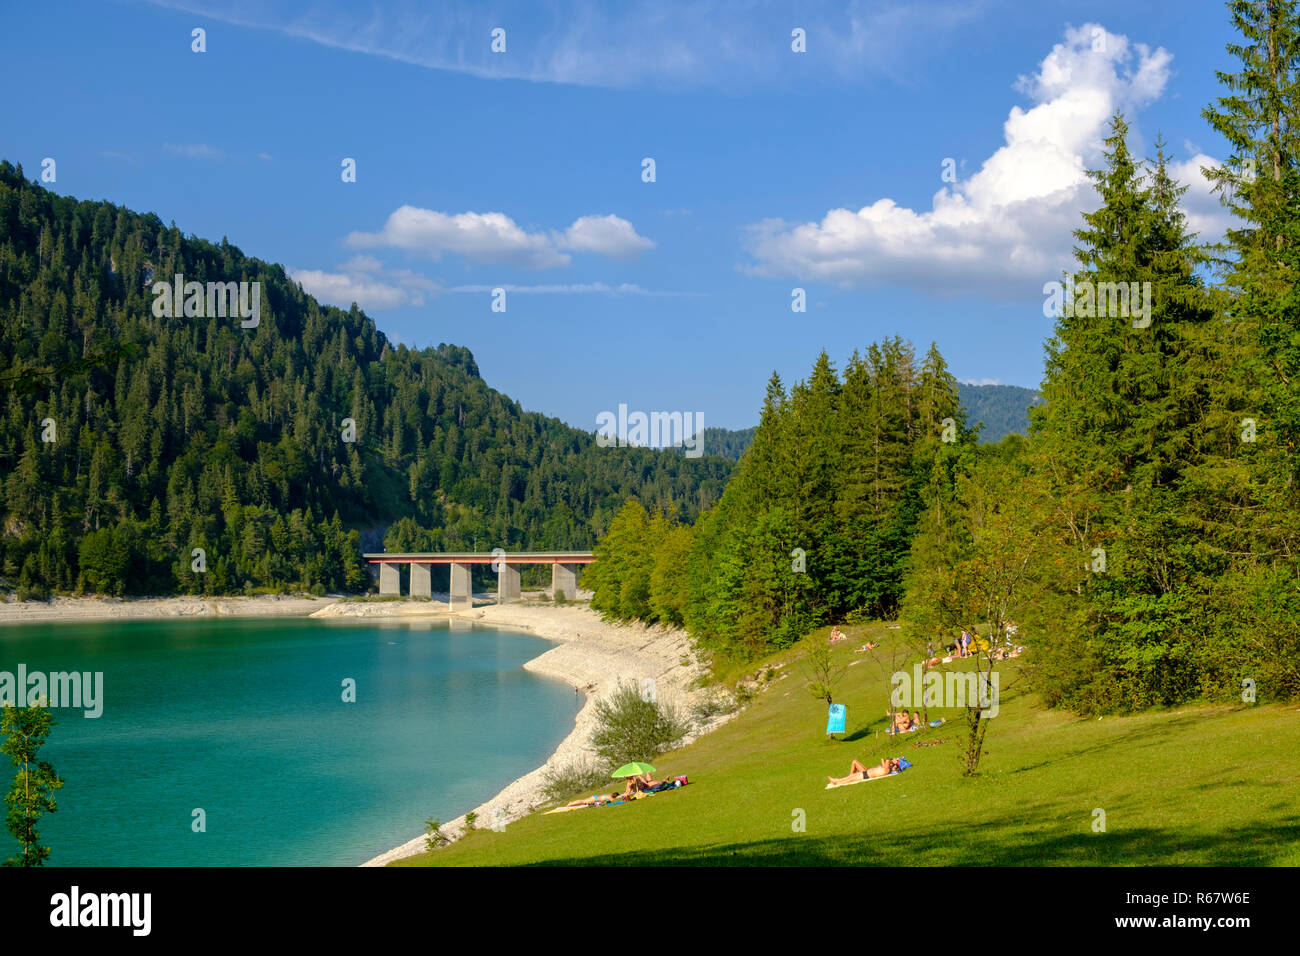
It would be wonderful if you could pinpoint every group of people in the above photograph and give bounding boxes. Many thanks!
[564,772,684,808]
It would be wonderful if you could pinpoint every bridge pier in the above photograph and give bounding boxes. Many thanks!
[379,562,401,596]
[410,563,431,599]
[497,564,521,604]
[551,563,579,600]
[449,562,472,609]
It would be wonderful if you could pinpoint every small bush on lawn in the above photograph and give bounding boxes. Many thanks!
[590,680,687,767]
[541,757,614,802]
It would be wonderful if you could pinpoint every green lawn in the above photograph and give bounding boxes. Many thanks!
[395,624,1300,866]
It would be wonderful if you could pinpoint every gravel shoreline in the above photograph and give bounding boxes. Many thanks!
[0,593,337,624]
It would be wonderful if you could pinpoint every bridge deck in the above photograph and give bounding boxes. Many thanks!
[363,552,595,564]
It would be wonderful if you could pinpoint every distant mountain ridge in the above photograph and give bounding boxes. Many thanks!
[687,384,1041,460]
[957,383,1044,443]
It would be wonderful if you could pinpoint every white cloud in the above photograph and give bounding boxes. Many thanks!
[347,206,652,269]
[558,215,655,259]
[289,262,439,310]
[1169,153,1235,247]
[744,24,1195,296]
[962,377,1002,386]
[348,206,568,269]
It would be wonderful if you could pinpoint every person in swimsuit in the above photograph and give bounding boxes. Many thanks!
[889,710,913,732]
[827,757,901,786]
[566,793,620,808]
[622,773,666,799]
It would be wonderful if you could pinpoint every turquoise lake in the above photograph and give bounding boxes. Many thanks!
[0,617,579,866]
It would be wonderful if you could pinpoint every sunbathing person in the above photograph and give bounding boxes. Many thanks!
[888,710,913,732]
[622,773,666,798]
[827,757,901,786]
[566,793,621,808]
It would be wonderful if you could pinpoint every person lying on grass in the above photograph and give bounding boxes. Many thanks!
[566,793,622,808]
[828,757,902,786]
[888,710,913,732]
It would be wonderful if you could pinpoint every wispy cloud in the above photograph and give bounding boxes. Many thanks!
[143,0,982,90]
[347,206,653,269]
[163,142,226,160]
[289,256,439,310]
[742,24,1211,297]
[290,257,694,309]
[448,282,698,296]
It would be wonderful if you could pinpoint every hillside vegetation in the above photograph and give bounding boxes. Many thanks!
[0,162,732,597]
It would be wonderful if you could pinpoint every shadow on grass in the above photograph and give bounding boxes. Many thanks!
[521,812,1300,867]
[1007,709,1227,776]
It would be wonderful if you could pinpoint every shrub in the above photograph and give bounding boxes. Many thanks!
[590,680,687,767]
[541,757,613,802]
[689,689,736,726]
[462,811,478,832]
[424,818,449,850]
[16,582,48,602]
[554,589,568,605]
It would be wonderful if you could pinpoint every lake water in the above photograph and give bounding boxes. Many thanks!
[0,616,579,866]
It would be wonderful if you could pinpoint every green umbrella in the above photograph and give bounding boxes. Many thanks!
[612,762,657,778]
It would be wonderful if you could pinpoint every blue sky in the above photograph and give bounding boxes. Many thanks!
[1,0,1240,432]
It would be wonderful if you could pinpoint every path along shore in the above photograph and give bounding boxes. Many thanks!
[0,593,735,866]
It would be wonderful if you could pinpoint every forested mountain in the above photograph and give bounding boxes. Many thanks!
[956,383,1043,442]
[690,426,757,461]
[0,162,733,597]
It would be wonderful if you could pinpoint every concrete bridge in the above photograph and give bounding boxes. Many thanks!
[363,552,595,607]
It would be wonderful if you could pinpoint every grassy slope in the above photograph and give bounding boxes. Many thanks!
[396,623,1300,866]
